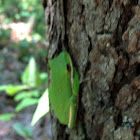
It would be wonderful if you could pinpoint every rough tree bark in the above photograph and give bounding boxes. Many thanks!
[43,0,140,140]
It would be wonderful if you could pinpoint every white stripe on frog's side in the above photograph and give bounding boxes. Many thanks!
[68,104,72,128]
[68,54,74,128]
[68,54,74,90]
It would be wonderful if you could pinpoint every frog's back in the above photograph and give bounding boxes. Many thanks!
[49,51,73,125]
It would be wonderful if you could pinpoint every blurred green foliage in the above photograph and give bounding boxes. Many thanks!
[0,0,49,135]
[0,57,48,115]
[0,28,10,41]
[0,0,45,39]
[0,113,15,122]
[0,0,47,71]
[31,89,49,126]
[13,122,32,138]
[0,57,50,127]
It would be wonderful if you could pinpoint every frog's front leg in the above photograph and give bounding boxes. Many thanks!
[68,96,78,128]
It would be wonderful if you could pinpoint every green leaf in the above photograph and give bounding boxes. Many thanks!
[16,98,38,112]
[13,122,32,138]
[39,72,48,85]
[14,90,40,102]
[0,85,28,96]
[0,113,15,122]
[0,85,11,91]
[31,89,49,126]
[21,57,42,88]
[40,72,48,81]
[6,85,28,96]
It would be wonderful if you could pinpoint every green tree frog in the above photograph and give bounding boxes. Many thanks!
[48,51,80,128]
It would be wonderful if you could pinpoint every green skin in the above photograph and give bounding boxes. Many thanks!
[49,51,80,128]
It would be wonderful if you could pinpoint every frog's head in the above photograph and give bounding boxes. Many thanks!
[49,51,72,73]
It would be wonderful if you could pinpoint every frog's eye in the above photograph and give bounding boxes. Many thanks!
[66,64,71,72]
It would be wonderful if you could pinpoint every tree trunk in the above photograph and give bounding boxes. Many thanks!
[43,0,140,139]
